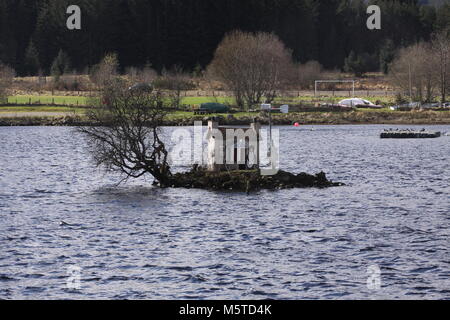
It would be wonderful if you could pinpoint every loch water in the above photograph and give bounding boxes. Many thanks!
[0,125,449,299]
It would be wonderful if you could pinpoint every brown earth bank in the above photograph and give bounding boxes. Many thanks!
[169,111,450,126]
[1,110,450,126]
[162,169,343,192]
[0,111,450,126]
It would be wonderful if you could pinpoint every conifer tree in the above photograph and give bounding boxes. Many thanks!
[24,40,40,76]
[50,49,71,80]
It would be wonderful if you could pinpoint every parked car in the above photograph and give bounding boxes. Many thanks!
[338,98,383,109]
[389,102,420,111]
[421,103,440,109]
[194,102,230,114]
[128,83,153,93]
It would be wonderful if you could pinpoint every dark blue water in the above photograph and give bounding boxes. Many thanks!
[0,125,449,299]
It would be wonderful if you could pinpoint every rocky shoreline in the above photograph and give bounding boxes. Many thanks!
[1,110,450,126]
[163,169,344,192]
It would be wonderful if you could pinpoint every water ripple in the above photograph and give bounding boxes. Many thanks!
[0,125,449,299]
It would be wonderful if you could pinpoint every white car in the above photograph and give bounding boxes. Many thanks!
[338,98,381,108]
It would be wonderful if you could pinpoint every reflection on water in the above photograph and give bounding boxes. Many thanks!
[0,125,449,299]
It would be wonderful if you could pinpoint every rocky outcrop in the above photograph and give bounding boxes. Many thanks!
[164,168,344,192]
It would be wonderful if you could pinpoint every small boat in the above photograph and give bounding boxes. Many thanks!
[380,129,441,139]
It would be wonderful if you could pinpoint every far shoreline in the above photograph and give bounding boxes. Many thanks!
[1,109,450,127]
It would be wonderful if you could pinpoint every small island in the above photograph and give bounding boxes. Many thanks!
[77,83,343,192]
[166,169,343,192]
[164,120,343,192]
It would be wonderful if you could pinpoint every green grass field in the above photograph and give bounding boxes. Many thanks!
[6,95,89,106]
[5,94,396,108]
[180,96,234,105]
[6,95,232,107]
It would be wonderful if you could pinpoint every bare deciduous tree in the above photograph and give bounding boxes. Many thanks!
[296,60,323,90]
[89,53,119,89]
[154,66,193,109]
[389,42,437,102]
[208,31,293,109]
[431,30,450,103]
[126,65,157,85]
[79,80,172,186]
[0,63,15,104]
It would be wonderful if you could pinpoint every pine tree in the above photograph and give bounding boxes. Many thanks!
[0,0,17,66]
[344,51,365,77]
[50,50,71,80]
[24,40,40,76]
[0,0,448,74]
[435,3,450,31]
[379,40,396,74]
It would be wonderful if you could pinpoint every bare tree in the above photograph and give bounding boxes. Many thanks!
[0,63,15,104]
[126,65,157,84]
[296,60,323,90]
[389,42,437,102]
[155,65,193,109]
[78,80,172,186]
[431,30,450,104]
[208,31,293,109]
[89,53,119,89]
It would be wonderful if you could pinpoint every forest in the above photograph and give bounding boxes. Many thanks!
[0,0,449,76]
